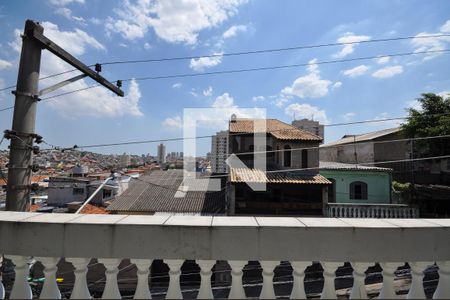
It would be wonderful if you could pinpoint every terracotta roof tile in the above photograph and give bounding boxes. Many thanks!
[229,119,322,141]
[230,168,331,184]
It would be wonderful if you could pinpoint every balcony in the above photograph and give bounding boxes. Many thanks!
[326,203,419,218]
[0,211,449,299]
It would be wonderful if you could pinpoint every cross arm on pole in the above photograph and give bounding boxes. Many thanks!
[26,20,124,97]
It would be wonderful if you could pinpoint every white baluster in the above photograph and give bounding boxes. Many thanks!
[67,257,91,299]
[321,262,340,299]
[290,261,309,299]
[369,207,374,218]
[165,259,183,299]
[0,255,5,300]
[349,262,370,299]
[228,260,246,299]
[131,259,152,299]
[37,257,61,299]
[9,255,32,299]
[260,261,278,299]
[379,262,399,299]
[197,260,215,299]
[98,258,122,299]
[407,262,430,299]
[434,261,450,299]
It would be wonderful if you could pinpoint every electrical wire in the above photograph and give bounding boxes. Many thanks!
[42,123,450,152]
[1,33,448,93]
[1,48,450,113]
[120,49,450,82]
[99,33,450,66]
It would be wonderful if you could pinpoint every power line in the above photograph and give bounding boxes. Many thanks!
[120,49,450,82]
[100,33,450,65]
[41,118,450,151]
[1,48,449,113]
[0,65,95,93]
[1,33,447,94]
[205,154,450,179]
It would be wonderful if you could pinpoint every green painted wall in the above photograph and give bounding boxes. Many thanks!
[319,170,391,204]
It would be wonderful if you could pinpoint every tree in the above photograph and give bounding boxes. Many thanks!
[401,93,450,156]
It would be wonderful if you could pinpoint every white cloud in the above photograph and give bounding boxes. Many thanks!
[0,59,12,70]
[47,79,143,118]
[372,65,403,78]
[90,18,101,25]
[252,95,265,102]
[437,91,450,98]
[342,65,369,78]
[375,56,390,64]
[203,86,213,96]
[163,116,183,130]
[285,103,329,124]
[273,98,288,108]
[222,24,247,38]
[9,29,22,53]
[189,53,223,71]
[332,81,342,89]
[333,32,371,58]
[41,21,104,55]
[143,42,151,50]
[106,0,247,44]
[54,7,86,24]
[342,112,355,121]
[212,92,235,108]
[410,30,450,60]
[441,19,450,33]
[172,82,182,89]
[411,20,450,60]
[119,43,128,48]
[281,59,333,99]
[48,0,84,6]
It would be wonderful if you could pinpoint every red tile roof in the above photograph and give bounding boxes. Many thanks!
[229,119,322,141]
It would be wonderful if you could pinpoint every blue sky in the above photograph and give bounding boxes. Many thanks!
[0,0,449,156]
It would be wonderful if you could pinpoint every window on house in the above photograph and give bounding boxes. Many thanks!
[349,181,368,200]
[301,149,308,168]
[72,188,84,195]
[103,189,112,199]
[283,145,291,167]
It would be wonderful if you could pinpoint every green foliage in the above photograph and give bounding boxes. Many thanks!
[401,93,450,156]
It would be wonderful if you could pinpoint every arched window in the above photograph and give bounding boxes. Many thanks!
[350,181,368,200]
[283,145,291,167]
[266,145,274,160]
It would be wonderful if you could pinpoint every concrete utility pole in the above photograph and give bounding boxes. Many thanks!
[5,20,123,211]
[5,21,43,211]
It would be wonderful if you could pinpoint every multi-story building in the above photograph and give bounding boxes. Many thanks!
[157,143,166,164]
[292,118,324,140]
[211,131,229,173]
[228,118,331,216]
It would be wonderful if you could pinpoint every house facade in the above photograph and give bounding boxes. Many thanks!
[227,118,331,216]
[319,161,392,204]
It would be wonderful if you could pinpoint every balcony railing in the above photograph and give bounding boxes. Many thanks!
[0,211,449,299]
[326,203,419,218]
